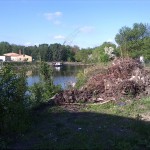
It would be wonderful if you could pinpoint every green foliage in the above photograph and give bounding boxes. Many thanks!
[99,53,109,63]
[0,42,77,62]
[92,42,116,63]
[29,62,61,107]
[0,41,12,55]
[115,23,150,59]
[75,48,93,63]
[40,61,53,81]
[75,71,87,89]
[0,65,29,136]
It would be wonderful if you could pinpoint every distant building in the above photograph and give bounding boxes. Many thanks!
[0,55,11,61]
[4,51,32,62]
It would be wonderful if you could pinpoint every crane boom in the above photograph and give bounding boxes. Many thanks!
[63,28,80,45]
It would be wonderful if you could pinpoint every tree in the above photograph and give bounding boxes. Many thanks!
[115,23,150,58]
[48,43,72,62]
[92,42,116,63]
[0,65,28,135]
[0,41,12,55]
[0,41,78,62]
[38,44,49,61]
[48,43,61,61]
[75,48,92,63]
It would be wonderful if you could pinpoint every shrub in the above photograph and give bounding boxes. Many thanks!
[75,71,87,89]
[29,62,61,107]
[0,65,29,136]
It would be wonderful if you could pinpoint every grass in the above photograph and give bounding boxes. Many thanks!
[8,97,150,149]
[84,97,150,117]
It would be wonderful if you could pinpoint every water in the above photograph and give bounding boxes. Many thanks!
[26,65,87,89]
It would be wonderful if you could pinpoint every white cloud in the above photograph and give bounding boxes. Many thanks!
[53,35,65,40]
[54,11,62,16]
[79,26,94,33]
[44,11,62,25]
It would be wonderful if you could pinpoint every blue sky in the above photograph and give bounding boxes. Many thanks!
[0,0,150,48]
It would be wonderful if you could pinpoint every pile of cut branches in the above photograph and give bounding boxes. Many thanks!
[52,58,150,105]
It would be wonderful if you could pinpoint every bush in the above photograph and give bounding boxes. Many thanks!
[29,62,61,107]
[0,65,29,136]
[75,71,87,89]
[99,53,109,63]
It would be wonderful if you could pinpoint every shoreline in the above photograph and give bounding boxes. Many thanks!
[47,61,94,66]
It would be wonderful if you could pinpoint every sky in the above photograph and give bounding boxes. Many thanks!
[0,0,150,48]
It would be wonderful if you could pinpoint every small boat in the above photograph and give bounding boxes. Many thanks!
[52,62,63,66]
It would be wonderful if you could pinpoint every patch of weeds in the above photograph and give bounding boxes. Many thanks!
[0,137,7,149]
[75,71,87,89]
[132,121,150,137]
[68,132,96,149]
[85,102,115,113]
[112,140,134,150]
[136,138,150,149]
[56,128,72,137]
[55,122,65,128]
[74,118,89,126]
[48,106,66,113]
[35,131,46,138]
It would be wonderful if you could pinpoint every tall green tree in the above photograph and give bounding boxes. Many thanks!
[38,44,49,61]
[115,23,150,58]
[0,42,12,55]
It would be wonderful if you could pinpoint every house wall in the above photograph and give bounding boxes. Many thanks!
[11,55,32,62]
[0,56,6,61]
[0,56,11,61]
[11,56,19,61]
[5,56,11,61]
[24,55,32,62]
[4,52,32,62]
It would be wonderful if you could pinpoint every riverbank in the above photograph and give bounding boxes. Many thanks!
[63,62,94,66]
[47,61,94,66]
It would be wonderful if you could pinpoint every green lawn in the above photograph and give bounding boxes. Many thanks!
[9,97,150,150]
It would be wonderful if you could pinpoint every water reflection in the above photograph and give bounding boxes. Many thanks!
[27,76,40,87]
[27,65,87,89]
[53,76,76,89]
[54,66,61,71]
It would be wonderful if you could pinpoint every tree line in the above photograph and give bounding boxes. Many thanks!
[0,42,79,62]
[0,22,150,63]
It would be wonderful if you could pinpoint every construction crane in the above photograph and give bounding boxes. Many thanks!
[63,28,80,46]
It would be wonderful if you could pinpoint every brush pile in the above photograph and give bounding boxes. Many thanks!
[53,58,150,105]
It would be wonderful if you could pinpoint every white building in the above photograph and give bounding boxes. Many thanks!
[0,55,11,61]
[4,52,32,62]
